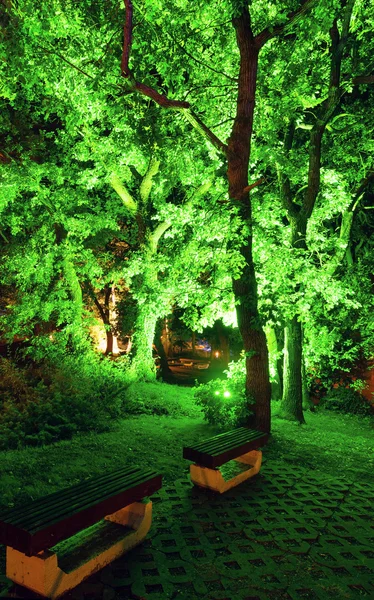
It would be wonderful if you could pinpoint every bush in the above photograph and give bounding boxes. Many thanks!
[0,351,131,450]
[194,356,253,429]
[320,385,372,416]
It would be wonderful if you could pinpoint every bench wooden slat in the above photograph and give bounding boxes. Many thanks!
[191,429,263,453]
[189,428,249,450]
[185,428,264,453]
[183,428,269,469]
[199,435,265,456]
[7,469,153,530]
[1,465,141,522]
[0,467,162,556]
[17,472,156,533]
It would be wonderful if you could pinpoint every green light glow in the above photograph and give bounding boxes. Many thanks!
[214,391,220,396]
[223,391,231,398]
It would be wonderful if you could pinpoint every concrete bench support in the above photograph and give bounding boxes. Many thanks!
[6,501,152,599]
[190,450,262,493]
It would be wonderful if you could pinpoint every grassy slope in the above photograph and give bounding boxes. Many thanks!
[0,384,373,510]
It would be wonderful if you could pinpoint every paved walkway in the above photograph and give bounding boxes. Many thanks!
[1,459,374,600]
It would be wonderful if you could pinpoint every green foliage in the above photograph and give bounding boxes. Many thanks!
[0,351,131,450]
[0,358,75,449]
[320,385,372,416]
[194,357,253,428]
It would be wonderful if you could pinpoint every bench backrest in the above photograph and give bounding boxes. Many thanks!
[0,466,162,556]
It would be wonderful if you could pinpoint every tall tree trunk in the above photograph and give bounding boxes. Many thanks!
[282,315,305,423]
[302,352,314,411]
[281,217,307,423]
[154,318,173,381]
[191,330,196,357]
[276,325,284,399]
[103,286,114,355]
[265,325,282,400]
[130,304,158,381]
[160,317,172,357]
[278,3,355,423]
[90,284,114,355]
[218,325,230,368]
[228,6,271,433]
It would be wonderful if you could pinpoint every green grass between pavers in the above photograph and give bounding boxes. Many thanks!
[0,384,373,511]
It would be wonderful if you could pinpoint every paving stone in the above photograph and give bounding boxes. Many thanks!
[286,583,335,599]
[2,463,372,600]
[347,481,374,498]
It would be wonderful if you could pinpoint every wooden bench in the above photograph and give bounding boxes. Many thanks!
[0,466,162,599]
[183,427,269,493]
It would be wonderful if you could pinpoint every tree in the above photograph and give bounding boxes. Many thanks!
[117,0,322,432]
[248,0,373,421]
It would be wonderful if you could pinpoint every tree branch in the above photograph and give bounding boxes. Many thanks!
[37,46,96,80]
[133,81,189,108]
[277,120,299,218]
[120,0,226,156]
[326,170,374,274]
[189,180,213,202]
[179,108,228,154]
[255,0,316,48]
[149,221,171,253]
[86,282,110,324]
[121,0,133,76]
[303,0,356,218]
[120,0,189,107]
[352,169,374,204]
[242,177,266,194]
[109,173,138,214]
[140,156,160,203]
[352,74,374,84]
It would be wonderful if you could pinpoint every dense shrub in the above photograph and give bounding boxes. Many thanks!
[0,352,131,450]
[320,385,372,416]
[194,357,253,428]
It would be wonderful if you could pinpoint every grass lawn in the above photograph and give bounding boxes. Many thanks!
[1,383,373,510]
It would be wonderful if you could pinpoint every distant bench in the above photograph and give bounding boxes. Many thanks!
[183,427,269,493]
[0,466,162,599]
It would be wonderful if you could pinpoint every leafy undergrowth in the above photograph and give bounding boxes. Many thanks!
[0,387,373,512]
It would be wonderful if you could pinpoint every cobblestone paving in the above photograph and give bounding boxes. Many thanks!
[1,460,374,600]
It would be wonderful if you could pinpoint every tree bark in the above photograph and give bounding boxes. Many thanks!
[154,317,173,381]
[218,327,230,368]
[90,284,114,355]
[228,6,271,433]
[191,330,196,357]
[302,351,314,411]
[130,303,158,381]
[282,315,305,422]
[160,316,172,357]
[265,325,282,400]
[280,215,307,422]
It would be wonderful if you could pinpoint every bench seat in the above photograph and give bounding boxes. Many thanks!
[183,427,268,493]
[0,465,162,556]
[0,466,162,598]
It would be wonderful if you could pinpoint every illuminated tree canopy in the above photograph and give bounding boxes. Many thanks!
[0,0,373,431]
